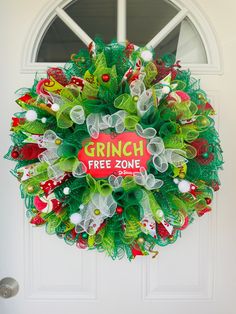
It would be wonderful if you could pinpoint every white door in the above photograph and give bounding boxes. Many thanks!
[1,0,235,313]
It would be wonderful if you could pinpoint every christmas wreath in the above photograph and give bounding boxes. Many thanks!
[5,39,223,260]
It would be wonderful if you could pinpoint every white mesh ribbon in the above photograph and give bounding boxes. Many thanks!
[38,130,61,164]
[147,137,168,173]
[22,133,43,144]
[47,91,65,109]
[134,167,163,190]
[130,79,145,97]
[139,191,157,238]
[147,137,188,173]
[108,175,123,189]
[69,105,85,125]
[38,130,64,179]
[38,149,59,165]
[75,193,117,235]
[47,163,65,180]
[98,114,110,130]
[86,113,100,139]
[38,130,61,150]
[86,111,127,138]
[108,110,126,133]
[72,160,87,178]
[147,137,165,155]
[137,90,154,117]
[136,123,156,139]
[165,149,188,168]
[152,154,169,173]
[130,79,154,117]
[49,91,64,104]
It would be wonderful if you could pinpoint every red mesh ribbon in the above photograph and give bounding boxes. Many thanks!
[30,215,45,225]
[12,144,45,160]
[191,138,214,165]
[132,244,144,257]
[154,60,180,81]
[197,206,211,217]
[12,117,25,127]
[76,235,88,249]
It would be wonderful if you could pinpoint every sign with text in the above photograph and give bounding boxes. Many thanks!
[78,132,151,178]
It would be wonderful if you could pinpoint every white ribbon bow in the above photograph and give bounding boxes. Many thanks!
[86,111,127,138]
[134,167,163,190]
[147,136,188,172]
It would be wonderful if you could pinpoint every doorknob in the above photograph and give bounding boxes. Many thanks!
[0,277,19,298]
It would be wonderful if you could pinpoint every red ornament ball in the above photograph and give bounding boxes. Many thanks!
[102,74,110,82]
[11,150,19,159]
[116,207,123,215]
[205,197,212,205]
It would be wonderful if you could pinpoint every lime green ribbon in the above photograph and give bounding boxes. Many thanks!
[22,162,49,196]
[147,191,163,223]
[94,65,118,93]
[85,174,112,197]
[114,93,137,114]
[144,62,158,87]
[56,87,83,129]
[21,121,48,134]
[124,114,140,130]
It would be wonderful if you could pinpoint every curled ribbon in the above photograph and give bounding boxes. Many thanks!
[134,167,163,190]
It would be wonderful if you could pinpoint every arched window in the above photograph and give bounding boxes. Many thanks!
[22,0,221,74]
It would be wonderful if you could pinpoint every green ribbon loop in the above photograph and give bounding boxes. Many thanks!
[114,94,137,114]
[124,114,140,130]
[144,62,158,87]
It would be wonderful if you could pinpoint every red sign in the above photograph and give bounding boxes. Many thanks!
[78,132,151,178]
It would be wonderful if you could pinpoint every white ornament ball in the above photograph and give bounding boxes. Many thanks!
[178,180,191,193]
[140,50,153,62]
[79,204,84,210]
[162,85,171,94]
[41,117,47,123]
[173,178,179,184]
[51,103,60,112]
[25,110,37,122]
[63,187,71,195]
[70,213,82,225]
[156,209,164,219]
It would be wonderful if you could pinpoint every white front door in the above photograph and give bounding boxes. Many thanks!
[1,1,235,314]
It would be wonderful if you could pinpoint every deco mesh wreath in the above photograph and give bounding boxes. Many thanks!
[5,39,223,260]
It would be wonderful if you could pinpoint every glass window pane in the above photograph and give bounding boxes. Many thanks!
[36,0,207,64]
[64,0,117,42]
[127,0,179,46]
[37,0,117,62]
[37,17,86,62]
[176,18,207,63]
[154,24,181,58]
